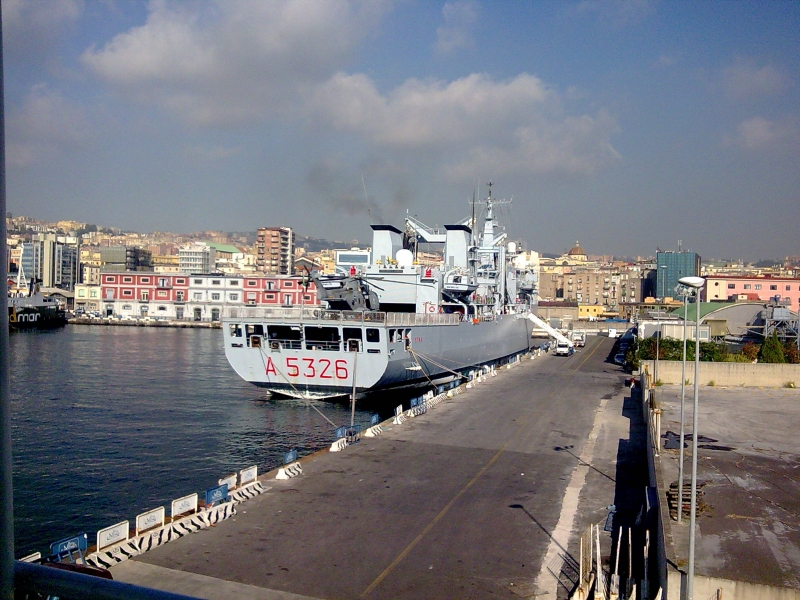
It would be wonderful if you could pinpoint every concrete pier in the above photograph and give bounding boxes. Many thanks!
[110,336,645,599]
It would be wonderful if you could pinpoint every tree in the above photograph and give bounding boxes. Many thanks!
[783,341,800,365]
[758,333,786,363]
[740,341,760,361]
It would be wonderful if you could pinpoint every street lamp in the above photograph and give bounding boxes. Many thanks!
[676,285,690,524]
[678,275,705,600]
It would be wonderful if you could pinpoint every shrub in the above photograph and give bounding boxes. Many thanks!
[758,333,786,364]
[740,341,760,361]
[783,342,800,365]
[725,353,752,363]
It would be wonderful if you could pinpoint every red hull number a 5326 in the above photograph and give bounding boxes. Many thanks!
[265,356,349,380]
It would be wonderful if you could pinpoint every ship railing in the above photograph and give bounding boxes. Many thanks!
[385,313,461,326]
[268,339,302,350]
[223,306,461,327]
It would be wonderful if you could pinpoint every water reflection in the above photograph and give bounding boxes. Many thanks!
[9,325,375,557]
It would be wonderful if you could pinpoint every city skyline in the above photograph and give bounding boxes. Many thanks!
[7,210,799,265]
[3,1,799,261]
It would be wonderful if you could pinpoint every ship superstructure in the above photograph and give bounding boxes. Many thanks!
[222,186,538,400]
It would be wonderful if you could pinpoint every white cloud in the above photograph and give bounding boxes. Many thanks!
[81,0,390,126]
[726,116,799,151]
[6,85,89,168]
[79,1,620,182]
[309,72,620,180]
[435,0,479,56]
[720,59,786,100]
[2,0,82,64]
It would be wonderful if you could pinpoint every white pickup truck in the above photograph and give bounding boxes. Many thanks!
[573,332,586,347]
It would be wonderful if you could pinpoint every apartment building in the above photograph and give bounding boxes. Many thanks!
[19,233,79,291]
[256,227,294,275]
[178,242,216,274]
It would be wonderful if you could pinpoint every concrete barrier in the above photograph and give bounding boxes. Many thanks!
[275,462,303,479]
[643,360,800,387]
[87,502,236,569]
[329,438,348,452]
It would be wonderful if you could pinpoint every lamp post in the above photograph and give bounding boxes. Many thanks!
[679,275,705,600]
[677,286,689,524]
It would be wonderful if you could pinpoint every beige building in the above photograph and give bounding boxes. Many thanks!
[538,241,646,314]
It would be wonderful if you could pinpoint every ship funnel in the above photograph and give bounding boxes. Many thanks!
[444,225,471,269]
[371,225,403,265]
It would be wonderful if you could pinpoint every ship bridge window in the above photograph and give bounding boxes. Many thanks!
[246,324,264,348]
[230,324,243,338]
[366,328,380,343]
[343,327,363,341]
[267,325,302,350]
[305,326,341,351]
[246,324,264,337]
[344,328,363,352]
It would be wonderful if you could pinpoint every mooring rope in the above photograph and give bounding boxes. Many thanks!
[408,347,437,389]
[406,347,467,379]
[256,345,337,428]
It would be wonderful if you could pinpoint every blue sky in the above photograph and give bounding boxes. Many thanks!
[3,0,799,261]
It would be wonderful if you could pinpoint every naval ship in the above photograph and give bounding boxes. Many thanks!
[222,186,540,400]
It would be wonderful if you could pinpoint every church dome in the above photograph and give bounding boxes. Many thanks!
[568,241,586,257]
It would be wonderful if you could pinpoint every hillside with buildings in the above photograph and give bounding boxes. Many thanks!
[5,213,800,324]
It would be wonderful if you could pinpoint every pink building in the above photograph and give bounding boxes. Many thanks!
[99,273,318,320]
[705,275,800,311]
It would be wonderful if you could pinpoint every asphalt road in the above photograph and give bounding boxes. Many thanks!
[112,335,636,599]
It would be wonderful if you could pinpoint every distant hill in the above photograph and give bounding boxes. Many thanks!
[227,232,361,252]
[295,235,362,252]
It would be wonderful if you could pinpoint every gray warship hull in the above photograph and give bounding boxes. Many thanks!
[222,306,532,400]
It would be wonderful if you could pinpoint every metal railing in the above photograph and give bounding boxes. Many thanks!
[224,306,461,326]
[14,561,199,600]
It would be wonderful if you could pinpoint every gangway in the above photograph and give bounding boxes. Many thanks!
[526,313,574,348]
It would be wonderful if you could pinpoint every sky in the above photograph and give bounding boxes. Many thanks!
[3,0,799,261]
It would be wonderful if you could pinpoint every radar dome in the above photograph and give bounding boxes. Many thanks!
[395,249,414,267]
[507,241,517,253]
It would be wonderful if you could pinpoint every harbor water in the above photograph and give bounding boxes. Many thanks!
[9,325,378,558]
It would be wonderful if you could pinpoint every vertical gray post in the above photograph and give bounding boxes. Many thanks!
[350,349,357,427]
[678,292,688,523]
[0,5,15,598]
[688,293,701,598]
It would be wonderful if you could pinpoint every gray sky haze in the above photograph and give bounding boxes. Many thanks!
[3,0,799,261]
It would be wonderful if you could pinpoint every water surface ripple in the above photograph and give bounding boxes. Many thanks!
[9,325,374,557]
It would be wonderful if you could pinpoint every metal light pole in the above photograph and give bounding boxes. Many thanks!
[679,276,705,600]
[677,287,689,523]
